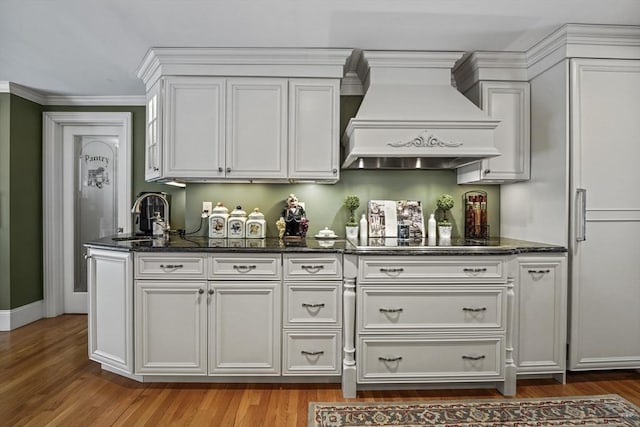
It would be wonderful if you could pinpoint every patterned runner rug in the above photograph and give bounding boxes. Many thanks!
[309,394,640,426]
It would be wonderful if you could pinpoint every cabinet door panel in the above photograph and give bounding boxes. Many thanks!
[288,79,339,180]
[209,282,280,375]
[226,79,287,178]
[145,81,162,180]
[164,76,225,178]
[135,280,208,374]
[88,249,133,373]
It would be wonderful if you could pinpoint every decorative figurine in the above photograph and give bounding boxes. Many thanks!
[279,193,308,240]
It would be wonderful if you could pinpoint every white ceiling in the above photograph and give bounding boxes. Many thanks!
[2,0,640,97]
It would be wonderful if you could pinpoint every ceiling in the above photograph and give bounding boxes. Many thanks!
[2,0,640,98]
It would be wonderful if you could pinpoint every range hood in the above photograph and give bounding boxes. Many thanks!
[342,51,500,169]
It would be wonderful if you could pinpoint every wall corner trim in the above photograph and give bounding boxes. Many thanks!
[0,300,44,331]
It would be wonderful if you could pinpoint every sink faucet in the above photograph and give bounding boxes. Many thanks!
[131,192,170,235]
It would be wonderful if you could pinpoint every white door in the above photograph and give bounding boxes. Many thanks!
[62,125,128,313]
[569,59,640,369]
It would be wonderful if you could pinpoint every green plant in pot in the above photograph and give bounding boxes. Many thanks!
[436,193,455,239]
[344,195,360,239]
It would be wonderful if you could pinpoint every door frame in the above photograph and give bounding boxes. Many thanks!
[43,112,132,317]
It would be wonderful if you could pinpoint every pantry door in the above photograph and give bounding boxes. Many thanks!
[43,112,132,316]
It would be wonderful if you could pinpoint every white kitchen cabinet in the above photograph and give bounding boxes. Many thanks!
[163,76,225,179]
[87,248,134,375]
[354,255,515,395]
[208,281,280,375]
[288,79,340,180]
[516,255,567,380]
[226,78,288,179]
[282,253,342,376]
[457,81,530,183]
[135,280,208,374]
[144,80,162,181]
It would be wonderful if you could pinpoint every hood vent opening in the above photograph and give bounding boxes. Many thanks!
[342,51,500,170]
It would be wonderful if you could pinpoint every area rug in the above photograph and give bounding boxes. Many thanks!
[309,394,640,426]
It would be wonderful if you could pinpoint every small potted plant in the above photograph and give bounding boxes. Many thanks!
[344,195,360,240]
[436,193,455,240]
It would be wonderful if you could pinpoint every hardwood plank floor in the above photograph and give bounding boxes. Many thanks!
[2,315,639,426]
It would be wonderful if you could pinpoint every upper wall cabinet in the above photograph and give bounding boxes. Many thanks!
[454,53,531,184]
[137,48,352,183]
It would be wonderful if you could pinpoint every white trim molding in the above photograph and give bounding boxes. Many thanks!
[0,300,44,331]
[0,82,145,106]
[43,112,132,317]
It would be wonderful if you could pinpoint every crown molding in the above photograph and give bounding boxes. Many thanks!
[136,47,354,89]
[45,96,146,106]
[526,23,640,79]
[0,82,47,104]
[454,52,528,93]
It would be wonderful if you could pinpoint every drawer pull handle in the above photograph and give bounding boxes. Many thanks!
[160,264,184,269]
[301,350,325,356]
[462,354,486,361]
[302,303,325,308]
[463,268,487,273]
[462,307,487,312]
[378,356,402,362]
[301,265,325,273]
[528,269,550,274]
[233,265,257,273]
[379,308,403,313]
[380,268,404,273]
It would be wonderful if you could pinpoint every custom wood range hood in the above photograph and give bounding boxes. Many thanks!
[342,51,501,170]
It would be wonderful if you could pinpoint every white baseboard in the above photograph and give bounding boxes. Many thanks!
[0,300,44,331]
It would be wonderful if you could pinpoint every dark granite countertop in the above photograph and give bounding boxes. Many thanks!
[85,234,566,255]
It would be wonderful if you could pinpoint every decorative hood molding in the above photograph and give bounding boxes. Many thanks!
[342,51,500,170]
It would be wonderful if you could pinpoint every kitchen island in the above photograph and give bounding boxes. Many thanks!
[85,235,566,398]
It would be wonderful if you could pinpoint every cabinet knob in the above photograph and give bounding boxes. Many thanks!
[218,167,223,173]
[226,167,231,173]
[484,169,491,175]
[208,289,214,295]
[153,167,159,171]
[333,168,338,175]
[198,288,204,294]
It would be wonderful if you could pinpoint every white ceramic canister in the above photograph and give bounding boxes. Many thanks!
[245,208,266,238]
[208,202,229,238]
[227,205,247,238]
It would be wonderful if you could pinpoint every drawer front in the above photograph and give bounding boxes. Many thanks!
[284,254,342,281]
[135,254,206,279]
[359,286,504,331]
[359,256,506,284]
[209,254,281,280]
[283,331,341,375]
[358,336,503,382]
[285,282,341,327]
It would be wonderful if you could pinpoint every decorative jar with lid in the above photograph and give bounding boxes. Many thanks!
[246,208,266,239]
[227,206,247,239]
[208,202,229,238]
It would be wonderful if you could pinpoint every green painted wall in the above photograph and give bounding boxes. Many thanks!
[0,94,11,310]
[9,95,43,308]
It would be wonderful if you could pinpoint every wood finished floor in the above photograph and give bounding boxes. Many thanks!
[2,315,640,426]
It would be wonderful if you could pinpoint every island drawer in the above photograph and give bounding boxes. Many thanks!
[358,336,503,382]
[209,253,281,280]
[358,256,506,284]
[284,254,342,280]
[359,286,504,331]
[135,253,206,279]
[284,282,341,327]
[283,331,341,375]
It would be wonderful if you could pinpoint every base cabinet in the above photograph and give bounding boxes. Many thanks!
[209,282,280,375]
[135,280,208,374]
[87,249,134,374]
[516,255,567,378]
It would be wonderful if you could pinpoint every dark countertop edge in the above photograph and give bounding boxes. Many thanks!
[84,243,567,255]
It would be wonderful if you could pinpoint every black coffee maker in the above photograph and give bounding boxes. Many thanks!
[133,192,170,235]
